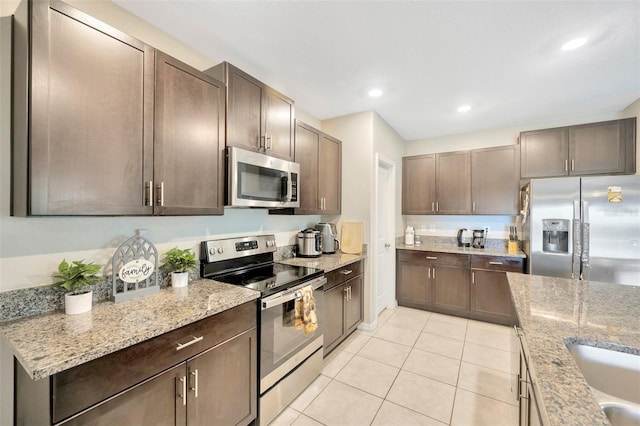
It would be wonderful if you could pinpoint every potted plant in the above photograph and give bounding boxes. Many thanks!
[53,259,103,315]
[162,247,197,288]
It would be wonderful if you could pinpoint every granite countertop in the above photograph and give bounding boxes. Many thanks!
[0,279,259,380]
[278,251,366,272]
[507,273,640,426]
[396,242,527,258]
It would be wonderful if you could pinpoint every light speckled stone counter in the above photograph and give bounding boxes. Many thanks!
[0,278,259,380]
[278,251,366,272]
[507,273,640,426]
[396,242,526,258]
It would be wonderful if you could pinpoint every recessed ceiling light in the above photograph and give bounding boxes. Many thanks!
[561,37,588,51]
[368,89,383,98]
[457,105,471,113]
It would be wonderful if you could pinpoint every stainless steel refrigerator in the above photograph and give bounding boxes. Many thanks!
[522,175,640,286]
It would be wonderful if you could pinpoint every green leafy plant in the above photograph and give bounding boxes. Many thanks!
[53,259,103,294]
[162,247,197,273]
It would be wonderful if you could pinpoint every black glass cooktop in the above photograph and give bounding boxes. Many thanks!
[212,262,324,297]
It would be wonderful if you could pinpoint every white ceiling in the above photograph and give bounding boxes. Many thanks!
[114,0,640,141]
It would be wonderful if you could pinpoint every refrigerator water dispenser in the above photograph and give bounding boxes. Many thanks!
[542,219,569,253]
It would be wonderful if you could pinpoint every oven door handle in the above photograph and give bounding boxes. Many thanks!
[261,276,326,310]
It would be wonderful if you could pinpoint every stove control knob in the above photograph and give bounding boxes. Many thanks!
[266,240,275,247]
[217,247,224,254]
[209,248,215,256]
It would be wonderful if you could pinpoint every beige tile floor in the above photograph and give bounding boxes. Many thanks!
[269,306,519,426]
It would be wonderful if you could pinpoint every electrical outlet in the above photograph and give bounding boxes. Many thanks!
[429,224,436,232]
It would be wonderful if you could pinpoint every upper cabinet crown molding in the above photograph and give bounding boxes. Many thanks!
[204,62,295,161]
[12,0,225,216]
[520,118,636,178]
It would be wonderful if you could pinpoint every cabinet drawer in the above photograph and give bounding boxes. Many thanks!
[471,255,523,272]
[325,260,363,290]
[397,250,469,267]
[52,301,257,423]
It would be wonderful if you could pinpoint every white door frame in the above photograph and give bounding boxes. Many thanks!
[372,153,397,320]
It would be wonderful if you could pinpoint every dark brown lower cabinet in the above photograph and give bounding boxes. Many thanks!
[514,327,545,426]
[15,302,257,426]
[323,261,364,355]
[396,250,523,325]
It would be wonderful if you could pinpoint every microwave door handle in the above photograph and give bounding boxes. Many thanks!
[280,176,289,202]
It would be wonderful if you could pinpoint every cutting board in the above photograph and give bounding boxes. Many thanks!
[340,221,364,254]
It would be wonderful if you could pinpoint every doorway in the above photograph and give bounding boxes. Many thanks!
[374,154,396,316]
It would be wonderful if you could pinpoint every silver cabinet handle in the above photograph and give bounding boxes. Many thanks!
[265,133,272,150]
[489,261,503,265]
[571,159,575,171]
[145,181,153,207]
[431,201,435,212]
[432,268,436,279]
[344,286,349,300]
[565,159,568,172]
[156,182,164,206]
[426,256,438,260]
[472,271,475,284]
[340,269,353,275]
[176,335,203,351]
[427,267,431,279]
[190,369,199,398]
[472,201,476,212]
[178,376,187,406]
[348,286,352,300]
[318,197,322,210]
[435,201,439,212]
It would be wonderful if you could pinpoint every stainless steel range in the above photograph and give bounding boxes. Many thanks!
[200,235,325,425]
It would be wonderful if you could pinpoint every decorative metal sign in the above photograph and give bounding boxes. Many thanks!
[119,259,155,283]
[111,230,159,303]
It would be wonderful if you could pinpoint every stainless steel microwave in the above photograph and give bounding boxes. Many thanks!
[227,147,300,208]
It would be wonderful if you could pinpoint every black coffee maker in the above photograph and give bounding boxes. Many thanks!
[472,229,486,249]
[456,228,470,247]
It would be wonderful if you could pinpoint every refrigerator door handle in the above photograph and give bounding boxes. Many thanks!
[581,201,590,281]
[572,201,582,279]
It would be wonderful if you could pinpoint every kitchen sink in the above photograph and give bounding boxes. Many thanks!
[566,342,640,426]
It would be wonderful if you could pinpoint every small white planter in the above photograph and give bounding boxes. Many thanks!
[65,291,93,315]
[171,272,189,288]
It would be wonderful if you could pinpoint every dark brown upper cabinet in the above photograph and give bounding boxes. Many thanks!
[205,62,295,161]
[290,121,341,215]
[154,52,226,215]
[402,155,436,215]
[435,151,471,214]
[12,0,227,216]
[471,145,520,215]
[402,151,471,215]
[520,118,636,178]
[12,0,155,216]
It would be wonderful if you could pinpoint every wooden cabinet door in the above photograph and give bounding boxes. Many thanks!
[324,284,346,353]
[226,64,264,153]
[470,269,516,324]
[187,328,257,426]
[432,266,469,313]
[471,145,520,214]
[154,52,225,215]
[294,122,320,213]
[436,151,471,214]
[319,134,342,214]
[61,363,186,426]
[569,119,630,175]
[20,0,154,215]
[264,86,295,160]
[396,261,432,307]
[402,155,436,214]
[344,275,363,334]
[520,127,569,178]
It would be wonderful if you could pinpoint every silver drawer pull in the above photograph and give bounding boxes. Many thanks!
[340,269,353,275]
[426,256,438,260]
[178,376,187,406]
[489,261,503,265]
[176,335,203,351]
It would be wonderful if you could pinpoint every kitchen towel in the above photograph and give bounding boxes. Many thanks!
[340,221,364,254]
[294,285,317,334]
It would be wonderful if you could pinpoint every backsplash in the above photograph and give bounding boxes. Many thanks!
[395,235,517,250]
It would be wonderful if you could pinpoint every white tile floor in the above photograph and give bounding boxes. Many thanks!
[269,306,519,426]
